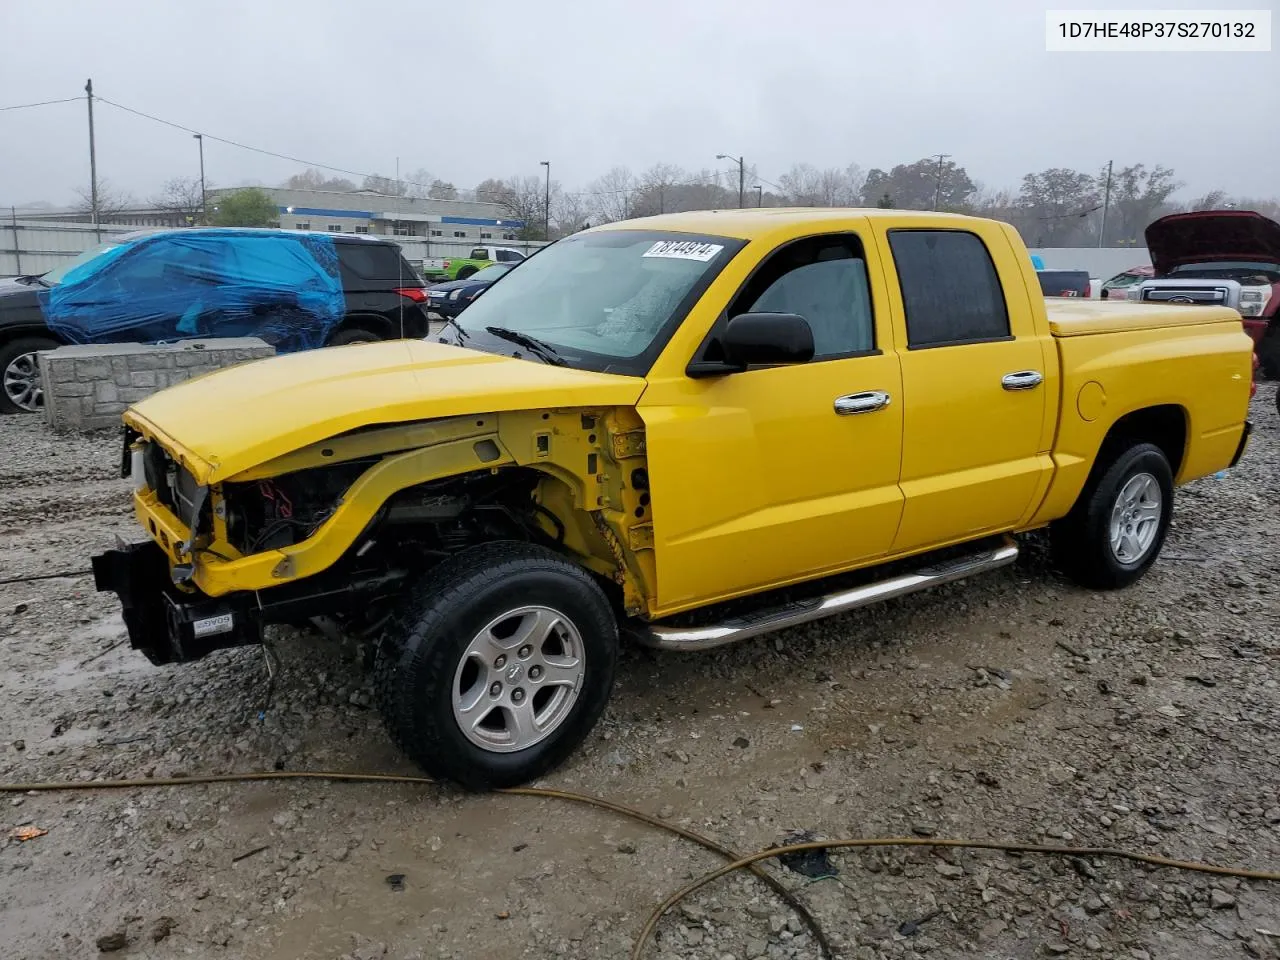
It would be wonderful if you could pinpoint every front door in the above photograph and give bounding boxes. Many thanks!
[870,223,1056,553]
[639,229,905,613]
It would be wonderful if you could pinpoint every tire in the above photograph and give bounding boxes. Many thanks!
[327,327,382,347]
[1051,441,1174,590]
[1258,325,1280,381]
[455,266,478,281]
[0,336,59,415]
[374,542,618,790]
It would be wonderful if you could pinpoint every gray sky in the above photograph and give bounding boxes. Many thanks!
[2,0,1276,208]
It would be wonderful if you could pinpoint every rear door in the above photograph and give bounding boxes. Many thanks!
[870,223,1056,554]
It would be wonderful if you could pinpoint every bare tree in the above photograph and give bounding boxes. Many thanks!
[587,167,638,223]
[283,168,356,192]
[73,179,135,218]
[151,177,207,223]
[631,163,686,217]
[553,191,590,236]
[428,180,458,200]
[362,173,409,197]
[777,164,862,206]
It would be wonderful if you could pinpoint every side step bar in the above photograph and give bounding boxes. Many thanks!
[638,539,1019,651]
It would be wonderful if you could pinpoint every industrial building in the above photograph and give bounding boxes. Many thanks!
[216,188,526,241]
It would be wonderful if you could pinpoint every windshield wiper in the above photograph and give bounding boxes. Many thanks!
[484,326,567,366]
[15,275,51,287]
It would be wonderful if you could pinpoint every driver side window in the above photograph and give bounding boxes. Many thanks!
[728,234,875,359]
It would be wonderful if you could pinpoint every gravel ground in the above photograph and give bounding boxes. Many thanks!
[1,389,1277,960]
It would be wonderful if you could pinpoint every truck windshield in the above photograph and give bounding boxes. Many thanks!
[451,229,743,375]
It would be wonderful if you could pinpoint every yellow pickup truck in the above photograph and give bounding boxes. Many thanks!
[92,209,1254,788]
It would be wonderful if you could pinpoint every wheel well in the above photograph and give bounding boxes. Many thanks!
[331,314,391,340]
[1100,405,1188,477]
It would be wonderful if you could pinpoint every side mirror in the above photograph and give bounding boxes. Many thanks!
[720,312,814,368]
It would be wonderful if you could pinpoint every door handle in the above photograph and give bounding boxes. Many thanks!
[834,391,891,415]
[1001,370,1043,391]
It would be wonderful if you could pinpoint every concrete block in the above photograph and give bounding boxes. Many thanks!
[129,370,158,388]
[111,357,131,378]
[94,381,119,403]
[76,359,112,380]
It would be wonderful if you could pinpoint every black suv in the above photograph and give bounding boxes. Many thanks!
[0,228,429,413]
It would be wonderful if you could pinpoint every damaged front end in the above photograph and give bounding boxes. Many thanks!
[92,406,653,666]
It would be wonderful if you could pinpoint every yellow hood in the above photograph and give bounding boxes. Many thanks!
[125,340,645,483]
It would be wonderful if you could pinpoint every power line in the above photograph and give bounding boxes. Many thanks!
[0,96,84,112]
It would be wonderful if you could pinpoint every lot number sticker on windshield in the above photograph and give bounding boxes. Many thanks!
[642,240,724,262]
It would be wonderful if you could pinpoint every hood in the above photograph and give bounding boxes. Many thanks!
[1146,210,1280,276]
[124,339,646,484]
[0,276,44,308]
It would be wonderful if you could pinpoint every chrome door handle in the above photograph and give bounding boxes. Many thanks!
[834,391,891,415]
[1001,370,1043,391]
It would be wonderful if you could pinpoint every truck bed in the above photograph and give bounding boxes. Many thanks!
[1045,299,1242,337]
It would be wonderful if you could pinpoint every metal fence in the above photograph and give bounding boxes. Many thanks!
[1,220,137,277]
[1,219,548,279]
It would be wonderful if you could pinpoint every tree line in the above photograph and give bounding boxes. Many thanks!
[77,158,1279,246]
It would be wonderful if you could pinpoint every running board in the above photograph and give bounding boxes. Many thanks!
[637,539,1019,651]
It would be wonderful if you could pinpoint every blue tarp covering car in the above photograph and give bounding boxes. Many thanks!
[38,229,346,352]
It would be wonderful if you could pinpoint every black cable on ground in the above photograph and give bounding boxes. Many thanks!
[0,570,92,586]
[0,772,832,958]
[631,836,1280,960]
[4,772,1278,960]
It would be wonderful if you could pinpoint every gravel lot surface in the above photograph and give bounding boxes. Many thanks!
[1,389,1277,960]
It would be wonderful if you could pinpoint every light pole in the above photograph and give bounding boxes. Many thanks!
[193,133,206,225]
[539,161,550,240]
[717,154,745,208]
[1098,159,1113,248]
[931,153,951,211]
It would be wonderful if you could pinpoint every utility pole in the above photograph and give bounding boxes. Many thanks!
[755,185,763,207]
[539,161,550,240]
[1098,159,1113,248]
[931,153,951,211]
[193,134,206,226]
[85,78,100,240]
[716,154,745,208]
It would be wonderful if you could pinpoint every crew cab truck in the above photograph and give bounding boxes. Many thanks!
[91,209,1255,789]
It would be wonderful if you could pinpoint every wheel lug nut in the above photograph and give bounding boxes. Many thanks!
[529,666,542,680]
[494,655,506,669]
[512,689,525,703]
[518,646,532,659]
[489,681,502,696]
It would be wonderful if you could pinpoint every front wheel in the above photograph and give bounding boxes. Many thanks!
[1051,442,1174,590]
[1,336,59,414]
[374,542,618,789]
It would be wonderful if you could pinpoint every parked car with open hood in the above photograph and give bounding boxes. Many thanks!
[0,228,429,414]
[91,209,1253,789]
[1100,265,1154,300]
[1134,210,1280,377]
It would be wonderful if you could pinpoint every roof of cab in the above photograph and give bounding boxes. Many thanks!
[585,207,992,241]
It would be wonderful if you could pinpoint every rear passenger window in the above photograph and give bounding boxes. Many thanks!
[888,230,1010,348]
[729,234,875,359]
[338,243,410,280]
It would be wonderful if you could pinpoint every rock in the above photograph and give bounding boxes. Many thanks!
[911,823,937,837]
[934,862,964,878]
[679,903,705,923]
[733,737,750,748]
[1045,944,1071,955]
[1209,889,1236,910]
[978,919,1007,941]
[331,846,350,862]
[96,931,127,952]
[150,917,176,943]
[616,842,636,854]
[666,749,690,764]
[686,928,704,946]
[272,810,298,830]
[745,938,768,958]
[1084,935,1102,951]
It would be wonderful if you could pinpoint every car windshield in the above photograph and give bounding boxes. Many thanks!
[471,264,512,281]
[452,229,742,374]
[41,240,126,285]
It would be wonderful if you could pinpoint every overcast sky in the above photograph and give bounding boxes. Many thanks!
[1,0,1276,209]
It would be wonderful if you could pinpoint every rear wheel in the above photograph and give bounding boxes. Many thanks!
[1,336,59,414]
[374,542,618,789]
[1051,442,1174,589]
[327,326,382,346]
